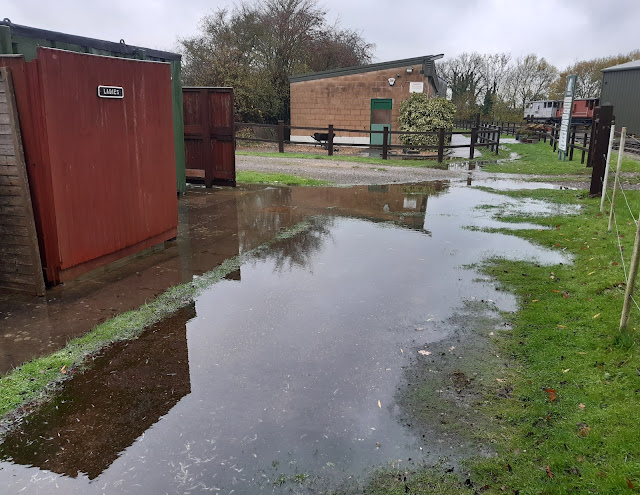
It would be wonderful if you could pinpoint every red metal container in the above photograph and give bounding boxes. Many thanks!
[0,48,178,284]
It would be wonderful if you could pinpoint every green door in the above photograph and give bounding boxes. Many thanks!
[370,98,392,145]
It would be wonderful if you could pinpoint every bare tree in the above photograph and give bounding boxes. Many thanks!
[178,0,374,123]
[549,50,640,99]
[504,55,558,111]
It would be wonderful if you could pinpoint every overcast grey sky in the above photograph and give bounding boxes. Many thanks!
[4,0,640,69]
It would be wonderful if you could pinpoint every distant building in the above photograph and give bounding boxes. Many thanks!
[289,55,446,145]
[601,60,640,136]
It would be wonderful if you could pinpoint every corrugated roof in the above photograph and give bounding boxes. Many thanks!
[0,19,181,61]
[602,60,640,72]
[289,54,444,83]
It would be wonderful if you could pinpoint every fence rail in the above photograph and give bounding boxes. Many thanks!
[236,121,501,162]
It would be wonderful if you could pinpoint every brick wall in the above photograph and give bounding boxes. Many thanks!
[290,63,436,143]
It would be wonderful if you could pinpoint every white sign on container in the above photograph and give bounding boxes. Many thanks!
[558,75,577,159]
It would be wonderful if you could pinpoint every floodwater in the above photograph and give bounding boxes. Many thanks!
[0,180,571,493]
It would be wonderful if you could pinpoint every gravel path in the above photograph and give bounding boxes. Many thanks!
[237,154,529,186]
[237,154,640,190]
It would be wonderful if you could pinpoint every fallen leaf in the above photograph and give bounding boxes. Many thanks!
[550,289,562,293]
[593,313,601,319]
[378,400,381,408]
[546,465,554,479]
[579,403,586,409]
[531,299,539,303]
[544,388,557,402]
[563,292,570,298]
[628,478,635,489]
[578,352,586,355]
[418,350,431,356]
[588,271,596,275]
[563,369,570,373]
[579,426,591,437]
[61,365,67,374]
[557,325,566,328]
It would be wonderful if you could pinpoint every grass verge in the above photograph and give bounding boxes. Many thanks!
[466,186,640,493]
[481,141,640,175]
[237,170,330,186]
[0,220,319,423]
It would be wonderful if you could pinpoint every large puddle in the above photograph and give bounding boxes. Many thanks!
[0,181,571,493]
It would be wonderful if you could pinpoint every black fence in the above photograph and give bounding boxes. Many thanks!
[236,121,502,162]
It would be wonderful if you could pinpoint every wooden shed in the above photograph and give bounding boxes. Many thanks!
[0,48,178,286]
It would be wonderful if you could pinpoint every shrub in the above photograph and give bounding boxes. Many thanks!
[398,95,456,147]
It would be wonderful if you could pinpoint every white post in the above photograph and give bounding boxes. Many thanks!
[600,124,616,212]
[608,127,627,232]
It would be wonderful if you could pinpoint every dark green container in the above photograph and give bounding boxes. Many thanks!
[0,20,186,194]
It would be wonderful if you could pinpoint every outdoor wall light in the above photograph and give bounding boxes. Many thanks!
[406,67,413,73]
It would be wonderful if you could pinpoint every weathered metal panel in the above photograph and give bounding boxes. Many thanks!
[601,68,640,136]
[0,67,45,295]
[183,87,236,187]
[0,21,186,195]
[32,48,177,280]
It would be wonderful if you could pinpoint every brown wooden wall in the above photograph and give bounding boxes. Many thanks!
[183,87,235,187]
[0,67,45,295]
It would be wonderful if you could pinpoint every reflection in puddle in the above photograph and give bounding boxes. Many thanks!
[0,182,571,493]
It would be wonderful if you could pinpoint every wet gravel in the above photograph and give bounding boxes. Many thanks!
[236,154,619,188]
[236,154,522,186]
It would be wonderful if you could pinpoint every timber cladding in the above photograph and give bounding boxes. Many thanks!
[290,63,437,142]
[0,67,45,295]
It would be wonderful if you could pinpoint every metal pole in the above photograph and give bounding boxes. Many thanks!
[608,128,627,232]
[600,124,616,212]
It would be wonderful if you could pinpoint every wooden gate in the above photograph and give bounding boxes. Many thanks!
[183,87,236,187]
[0,67,45,295]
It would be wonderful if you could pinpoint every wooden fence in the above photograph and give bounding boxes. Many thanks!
[236,121,501,162]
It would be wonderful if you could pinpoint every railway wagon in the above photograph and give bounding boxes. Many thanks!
[524,98,598,124]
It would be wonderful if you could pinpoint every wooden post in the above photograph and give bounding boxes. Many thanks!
[382,126,388,160]
[470,127,477,159]
[437,128,445,163]
[327,124,334,156]
[496,127,501,155]
[620,201,640,331]
[553,125,558,152]
[277,120,285,153]
[569,125,576,161]
[600,124,616,213]
[608,128,627,232]
[589,105,614,196]
[581,131,588,164]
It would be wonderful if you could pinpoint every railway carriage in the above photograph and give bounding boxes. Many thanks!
[524,98,599,124]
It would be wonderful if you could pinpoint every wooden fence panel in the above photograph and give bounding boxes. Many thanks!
[0,67,45,295]
[183,87,236,187]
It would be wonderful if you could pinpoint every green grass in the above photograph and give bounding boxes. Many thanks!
[0,220,319,420]
[466,186,640,493]
[481,141,640,176]
[236,170,330,186]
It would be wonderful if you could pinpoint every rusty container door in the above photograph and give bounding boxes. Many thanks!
[183,87,235,187]
[4,48,178,284]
